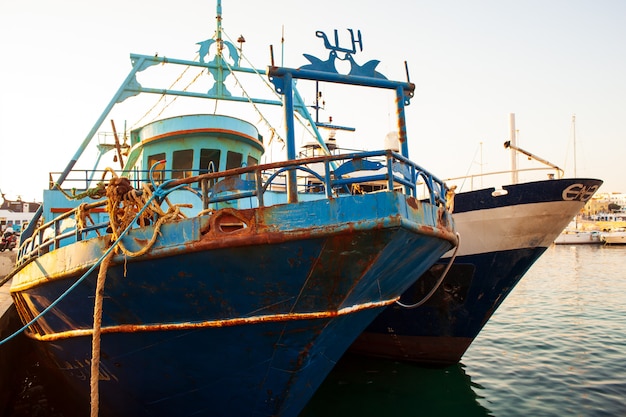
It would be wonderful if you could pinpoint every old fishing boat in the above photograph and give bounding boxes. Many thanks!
[5,2,457,416]
[351,114,602,365]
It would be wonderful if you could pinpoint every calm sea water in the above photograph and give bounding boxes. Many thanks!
[4,245,626,416]
[302,244,626,417]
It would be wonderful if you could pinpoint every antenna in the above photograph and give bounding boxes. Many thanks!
[312,82,325,123]
[404,61,410,83]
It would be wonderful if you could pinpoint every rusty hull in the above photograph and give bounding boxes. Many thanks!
[10,190,455,417]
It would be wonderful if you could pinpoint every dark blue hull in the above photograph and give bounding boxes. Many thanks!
[352,247,546,365]
[351,178,602,365]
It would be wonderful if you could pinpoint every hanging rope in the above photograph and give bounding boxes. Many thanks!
[396,233,461,309]
[76,203,101,237]
[90,249,113,417]
[87,176,189,415]
[145,68,207,125]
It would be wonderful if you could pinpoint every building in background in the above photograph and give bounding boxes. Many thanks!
[583,192,626,222]
[0,192,41,233]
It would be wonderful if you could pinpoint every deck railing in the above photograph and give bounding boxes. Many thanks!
[18,150,448,267]
[442,167,563,193]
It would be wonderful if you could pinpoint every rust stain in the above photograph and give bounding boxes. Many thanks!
[406,196,419,210]
[132,237,150,246]
[25,298,399,342]
[203,207,255,237]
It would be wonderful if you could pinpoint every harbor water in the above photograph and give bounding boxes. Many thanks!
[303,244,626,417]
[3,244,626,416]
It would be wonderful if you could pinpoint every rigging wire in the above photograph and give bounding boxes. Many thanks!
[119,29,321,160]
[458,143,482,192]
[222,29,320,146]
[130,56,199,131]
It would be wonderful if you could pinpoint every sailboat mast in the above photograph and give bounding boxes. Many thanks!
[572,114,577,177]
[509,113,518,184]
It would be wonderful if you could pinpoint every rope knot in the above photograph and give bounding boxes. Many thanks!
[107,177,134,198]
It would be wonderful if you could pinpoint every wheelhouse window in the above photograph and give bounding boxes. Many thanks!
[246,155,259,180]
[147,153,166,184]
[247,155,258,167]
[226,151,243,170]
[172,149,194,179]
[199,149,221,174]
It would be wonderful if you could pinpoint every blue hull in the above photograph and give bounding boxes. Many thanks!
[351,178,602,365]
[6,10,460,414]
[39,308,382,417]
[12,193,455,416]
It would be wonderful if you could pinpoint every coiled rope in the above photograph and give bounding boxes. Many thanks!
[103,170,191,257]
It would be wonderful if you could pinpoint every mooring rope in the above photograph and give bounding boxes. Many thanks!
[54,167,118,201]
[396,232,461,309]
[88,176,186,415]
[90,249,113,417]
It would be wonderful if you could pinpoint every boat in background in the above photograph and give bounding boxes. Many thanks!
[554,228,602,244]
[600,228,626,244]
[351,113,602,365]
[5,2,457,416]
[552,116,604,246]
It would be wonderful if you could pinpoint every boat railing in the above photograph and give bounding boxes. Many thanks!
[16,200,110,266]
[18,149,447,267]
[443,167,562,192]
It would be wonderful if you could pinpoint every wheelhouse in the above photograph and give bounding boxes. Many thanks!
[124,114,264,186]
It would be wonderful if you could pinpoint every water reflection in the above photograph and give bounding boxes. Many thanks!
[302,354,492,417]
[5,338,492,417]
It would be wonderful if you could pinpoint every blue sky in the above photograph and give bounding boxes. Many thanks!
[1,0,624,201]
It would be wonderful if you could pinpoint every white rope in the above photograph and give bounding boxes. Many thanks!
[396,232,461,309]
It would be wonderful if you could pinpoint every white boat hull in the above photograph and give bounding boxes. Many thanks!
[601,231,626,245]
[554,230,602,245]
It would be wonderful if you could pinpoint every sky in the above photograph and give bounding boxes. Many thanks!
[1,0,625,202]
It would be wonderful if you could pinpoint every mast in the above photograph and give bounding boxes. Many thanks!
[509,113,518,184]
[214,0,225,96]
[572,114,577,177]
[215,0,223,48]
[572,114,578,229]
